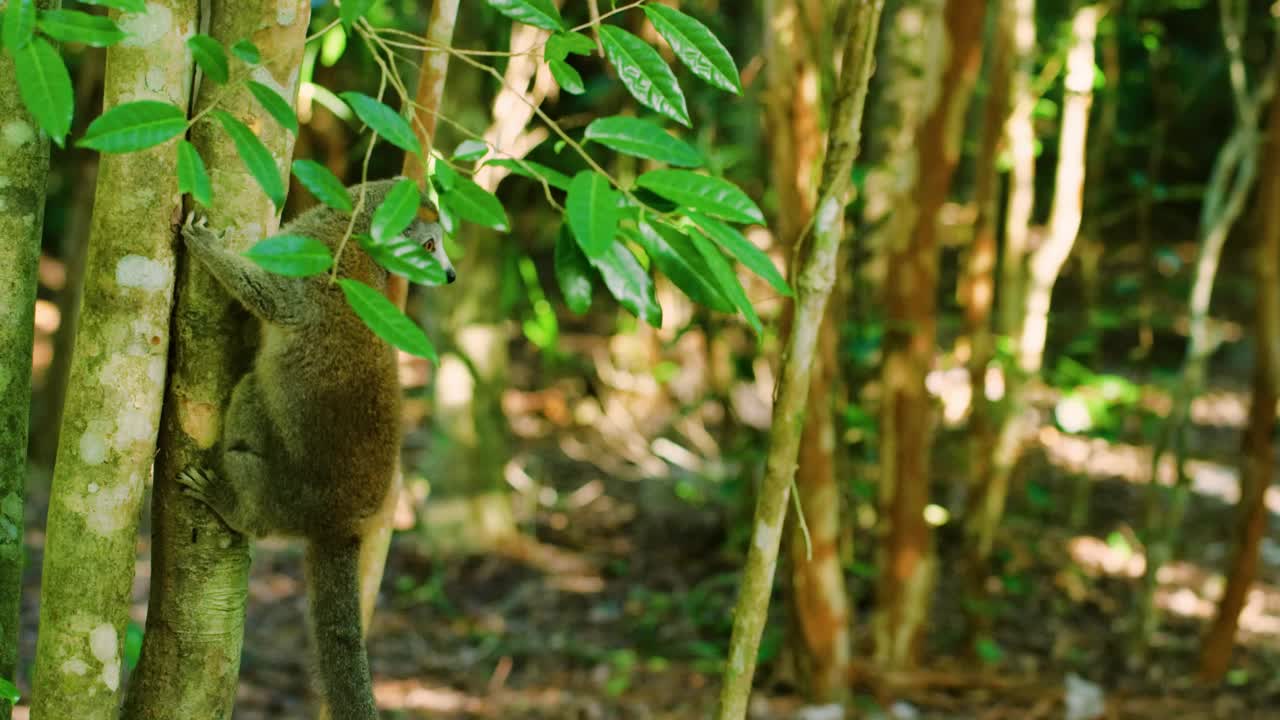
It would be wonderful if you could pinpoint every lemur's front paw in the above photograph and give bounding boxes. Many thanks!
[181,212,218,245]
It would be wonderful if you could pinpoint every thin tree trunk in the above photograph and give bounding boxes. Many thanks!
[123,2,309,717]
[1198,89,1280,676]
[764,0,851,702]
[959,0,1012,649]
[29,3,197,717]
[716,3,883,716]
[1134,0,1274,657]
[998,0,1036,343]
[0,1,53,710]
[875,0,985,673]
[424,13,565,554]
[352,0,462,648]
[961,4,1101,634]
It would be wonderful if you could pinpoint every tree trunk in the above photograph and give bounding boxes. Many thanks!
[874,0,985,673]
[352,0,461,654]
[0,2,53,710]
[961,2,1101,649]
[1198,89,1280,675]
[123,2,309,717]
[29,3,197,717]
[959,0,1012,649]
[423,15,564,554]
[1135,0,1273,658]
[763,0,851,702]
[717,3,884,716]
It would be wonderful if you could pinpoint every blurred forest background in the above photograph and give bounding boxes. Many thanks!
[9,0,1280,717]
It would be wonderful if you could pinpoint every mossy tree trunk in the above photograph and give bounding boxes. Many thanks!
[764,0,851,702]
[122,2,310,717]
[0,1,53,712]
[874,0,986,672]
[716,2,884,715]
[29,3,197,718]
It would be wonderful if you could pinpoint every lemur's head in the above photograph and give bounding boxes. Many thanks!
[408,199,455,284]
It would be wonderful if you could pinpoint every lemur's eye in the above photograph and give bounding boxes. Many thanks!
[425,239,436,253]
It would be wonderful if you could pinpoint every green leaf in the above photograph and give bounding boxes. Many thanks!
[14,37,73,146]
[247,80,299,134]
[589,242,661,327]
[585,116,701,167]
[79,100,186,152]
[177,140,212,206]
[642,5,742,94]
[441,175,509,230]
[231,39,260,64]
[291,159,352,212]
[485,0,564,31]
[244,234,332,276]
[187,34,229,84]
[599,25,690,127]
[340,0,374,28]
[549,58,584,94]
[554,225,593,313]
[339,279,438,361]
[689,211,790,296]
[212,110,286,209]
[630,221,732,313]
[686,221,761,333]
[37,9,125,47]
[0,676,19,704]
[432,160,458,192]
[484,158,571,191]
[3,0,35,50]
[78,0,146,11]
[371,179,420,242]
[636,169,763,223]
[567,171,620,259]
[545,31,594,60]
[340,91,422,157]
[452,139,488,162]
[357,234,447,286]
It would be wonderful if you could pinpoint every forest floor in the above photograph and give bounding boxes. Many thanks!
[15,374,1280,719]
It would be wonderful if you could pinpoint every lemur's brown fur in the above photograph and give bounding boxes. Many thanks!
[178,179,452,720]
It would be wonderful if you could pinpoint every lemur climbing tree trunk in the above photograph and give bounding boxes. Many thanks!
[0,2,53,711]
[764,0,850,702]
[122,2,309,718]
[874,0,985,672]
[29,3,197,718]
[1199,65,1280,677]
[1135,0,1275,658]
[717,2,883,716]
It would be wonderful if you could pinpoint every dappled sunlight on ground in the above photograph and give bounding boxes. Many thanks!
[1038,426,1280,510]
[1067,537,1280,639]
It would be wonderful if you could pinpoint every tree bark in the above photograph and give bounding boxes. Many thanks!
[29,3,197,718]
[874,0,986,672]
[1198,89,1280,675]
[1135,0,1274,658]
[716,2,883,716]
[122,2,310,717]
[763,0,851,702]
[959,0,1012,648]
[0,1,53,711]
